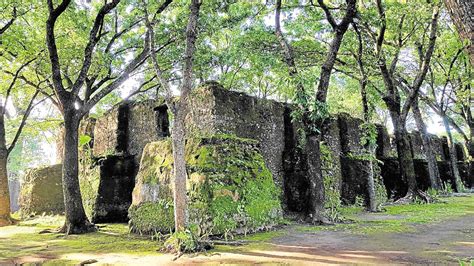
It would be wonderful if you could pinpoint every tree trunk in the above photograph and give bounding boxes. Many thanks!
[305,134,327,223]
[390,110,417,196]
[171,108,187,231]
[412,99,441,189]
[61,110,95,234]
[469,124,474,160]
[0,107,12,226]
[360,78,377,212]
[442,115,464,192]
[444,0,474,65]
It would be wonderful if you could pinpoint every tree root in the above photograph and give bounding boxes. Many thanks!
[57,220,97,235]
[0,215,17,227]
[395,190,433,204]
[208,240,248,246]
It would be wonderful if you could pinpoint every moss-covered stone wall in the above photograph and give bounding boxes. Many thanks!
[187,82,286,193]
[129,135,283,236]
[19,164,64,216]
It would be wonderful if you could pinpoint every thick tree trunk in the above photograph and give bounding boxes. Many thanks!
[444,0,474,65]
[0,107,11,226]
[305,134,327,223]
[390,111,417,196]
[442,115,464,192]
[61,110,95,234]
[171,109,187,231]
[412,99,441,189]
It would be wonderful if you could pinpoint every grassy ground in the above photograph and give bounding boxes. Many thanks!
[0,216,160,264]
[1,195,473,265]
[298,195,474,234]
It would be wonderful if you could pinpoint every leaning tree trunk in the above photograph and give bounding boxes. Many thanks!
[390,111,417,197]
[412,99,441,189]
[442,115,464,192]
[0,108,11,226]
[61,110,95,234]
[171,108,188,231]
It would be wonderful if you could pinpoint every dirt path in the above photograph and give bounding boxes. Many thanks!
[2,208,473,265]
[181,214,474,265]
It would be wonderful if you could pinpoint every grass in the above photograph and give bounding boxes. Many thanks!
[0,217,161,264]
[2,195,473,264]
[298,195,474,235]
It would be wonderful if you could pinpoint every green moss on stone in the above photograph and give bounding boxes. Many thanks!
[128,201,174,235]
[78,150,101,220]
[129,134,283,236]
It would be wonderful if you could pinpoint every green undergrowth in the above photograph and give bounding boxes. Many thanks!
[298,195,474,235]
[129,134,283,238]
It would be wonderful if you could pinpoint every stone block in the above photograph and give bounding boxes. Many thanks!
[187,82,286,189]
[19,164,64,216]
[129,135,282,235]
[338,113,364,155]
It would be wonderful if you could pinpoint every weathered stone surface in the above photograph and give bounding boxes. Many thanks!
[19,164,63,216]
[127,100,164,164]
[375,124,392,158]
[187,82,286,189]
[413,159,431,191]
[130,135,282,235]
[380,158,465,197]
[93,104,127,157]
[429,135,447,161]
[340,156,370,205]
[322,118,343,193]
[338,113,364,155]
[458,162,473,188]
[80,155,136,223]
[455,143,466,161]
[437,161,457,190]
[441,136,451,161]
[93,101,168,161]
[8,178,20,212]
[379,158,405,199]
[282,106,309,212]
[94,155,136,223]
[409,132,425,160]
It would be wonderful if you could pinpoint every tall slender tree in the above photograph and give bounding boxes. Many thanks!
[358,0,440,200]
[0,1,45,226]
[145,0,201,231]
[275,0,357,223]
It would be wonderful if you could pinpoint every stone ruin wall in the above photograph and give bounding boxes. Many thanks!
[40,82,472,221]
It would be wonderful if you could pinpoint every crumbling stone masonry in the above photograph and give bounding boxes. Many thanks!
[19,164,64,216]
[8,178,20,212]
[73,81,471,223]
[78,100,169,222]
[129,135,283,235]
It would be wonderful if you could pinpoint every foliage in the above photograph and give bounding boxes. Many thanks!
[319,143,342,222]
[162,229,209,254]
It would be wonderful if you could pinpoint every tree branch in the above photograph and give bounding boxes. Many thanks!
[71,0,121,96]
[0,6,17,35]
[7,90,43,155]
